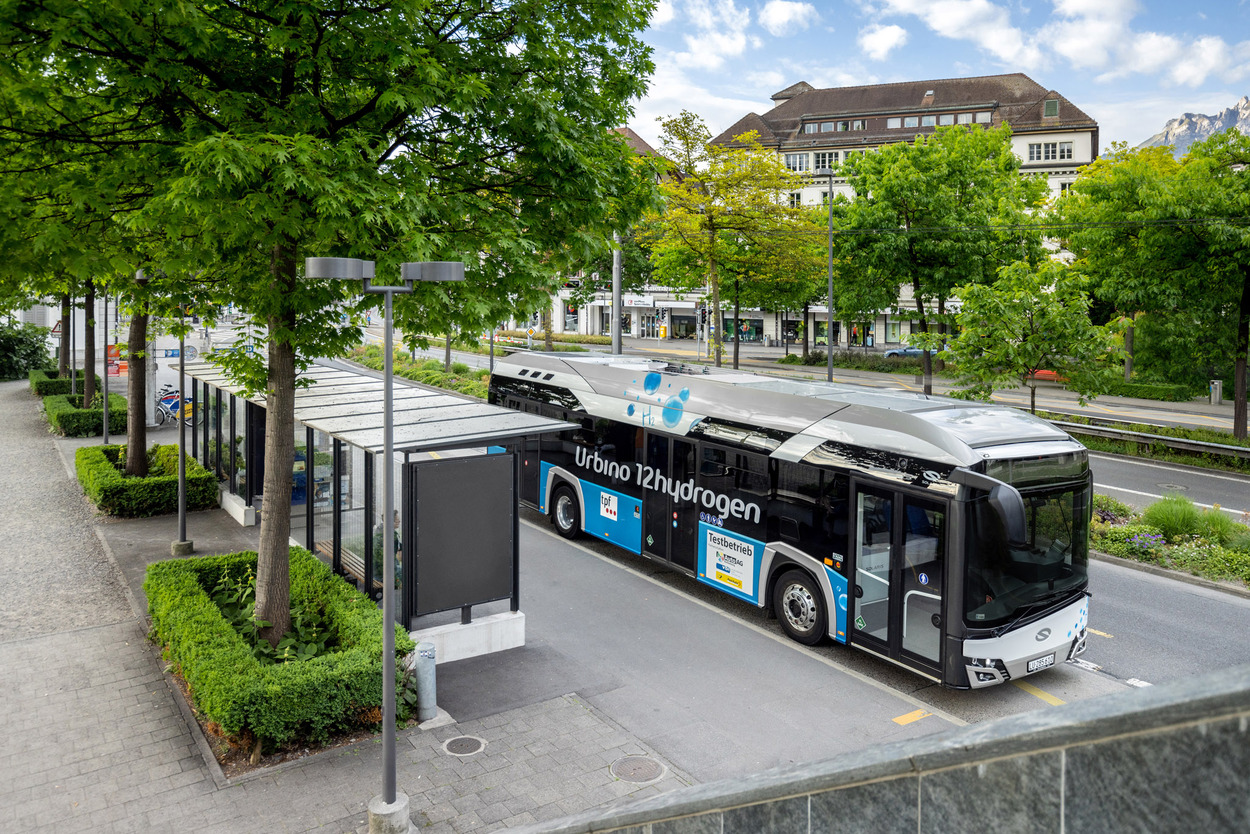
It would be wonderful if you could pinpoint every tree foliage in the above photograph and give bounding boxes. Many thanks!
[644,111,806,365]
[1,0,657,640]
[834,125,1049,391]
[945,260,1124,413]
[1058,133,1250,438]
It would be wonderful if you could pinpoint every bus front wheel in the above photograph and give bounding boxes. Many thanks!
[774,570,826,646]
[552,485,581,540]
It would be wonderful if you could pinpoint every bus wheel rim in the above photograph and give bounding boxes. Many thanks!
[782,584,816,632]
[556,496,574,530]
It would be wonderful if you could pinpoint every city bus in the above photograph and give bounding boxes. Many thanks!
[489,353,1090,689]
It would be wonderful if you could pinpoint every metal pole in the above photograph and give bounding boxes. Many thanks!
[611,231,622,355]
[382,289,397,805]
[178,317,187,544]
[826,174,835,383]
[70,296,77,397]
[102,293,110,444]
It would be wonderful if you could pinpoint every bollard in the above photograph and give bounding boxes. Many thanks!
[414,641,437,722]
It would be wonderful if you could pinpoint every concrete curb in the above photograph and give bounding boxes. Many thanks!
[1091,549,1250,600]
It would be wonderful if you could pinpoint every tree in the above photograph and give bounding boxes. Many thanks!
[645,112,805,366]
[1059,135,1250,438]
[835,125,1049,392]
[2,0,655,642]
[944,260,1124,413]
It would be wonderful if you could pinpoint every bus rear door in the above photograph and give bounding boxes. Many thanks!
[849,483,948,678]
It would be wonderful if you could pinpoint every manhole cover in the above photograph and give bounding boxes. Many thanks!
[610,755,664,783]
[443,736,485,757]
[1157,483,1188,492]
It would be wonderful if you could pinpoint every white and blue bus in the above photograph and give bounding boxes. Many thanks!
[490,353,1090,689]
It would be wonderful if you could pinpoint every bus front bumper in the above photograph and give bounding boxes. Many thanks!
[962,595,1090,688]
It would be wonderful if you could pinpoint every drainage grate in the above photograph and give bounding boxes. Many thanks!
[443,736,486,757]
[610,755,664,784]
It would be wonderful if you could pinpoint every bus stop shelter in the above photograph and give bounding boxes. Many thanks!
[180,357,571,659]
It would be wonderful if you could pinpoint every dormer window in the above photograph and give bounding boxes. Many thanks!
[1044,99,1059,117]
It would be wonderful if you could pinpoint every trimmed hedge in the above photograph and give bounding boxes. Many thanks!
[42,393,127,437]
[1100,380,1195,402]
[28,367,102,396]
[75,443,218,517]
[144,548,415,748]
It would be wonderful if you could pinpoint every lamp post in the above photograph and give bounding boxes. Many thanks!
[815,168,836,383]
[305,256,464,827]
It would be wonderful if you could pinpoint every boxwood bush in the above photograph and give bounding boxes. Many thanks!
[42,393,127,436]
[144,548,415,749]
[75,443,218,516]
[28,367,102,396]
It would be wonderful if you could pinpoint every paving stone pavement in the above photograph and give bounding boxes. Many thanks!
[0,378,693,832]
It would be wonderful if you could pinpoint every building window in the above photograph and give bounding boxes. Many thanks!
[904,116,918,128]
[1044,99,1059,117]
[836,121,850,132]
[804,123,819,134]
[1028,143,1042,162]
[784,153,808,172]
[939,114,954,126]
[887,117,901,129]
[957,112,973,124]
[814,151,837,170]
[1059,141,1073,160]
[921,115,936,127]
[852,119,866,130]
[975,111,992,123]
[788,192,802,208]
[1059,182,1072,194]
[821,121,834,132]
[1029,142,1071,162]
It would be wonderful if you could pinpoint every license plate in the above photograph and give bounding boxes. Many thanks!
[1027,653,1056,673]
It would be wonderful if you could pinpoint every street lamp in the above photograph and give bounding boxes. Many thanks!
[814,168,836,382]
[305,255,464,829]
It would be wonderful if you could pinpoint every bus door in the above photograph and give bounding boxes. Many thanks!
[642,433,697,572]
[849,483,947,676]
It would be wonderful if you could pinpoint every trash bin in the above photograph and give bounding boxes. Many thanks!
[1210,380,1222,405]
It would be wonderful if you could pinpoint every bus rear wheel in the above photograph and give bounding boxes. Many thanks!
[774,570,826,646]
[552,485,580,540]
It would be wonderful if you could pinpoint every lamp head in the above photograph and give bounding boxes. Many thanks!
[305,257,375,281]
[401,261,465,283]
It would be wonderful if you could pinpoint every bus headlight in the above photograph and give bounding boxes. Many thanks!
[964,656,1011,684]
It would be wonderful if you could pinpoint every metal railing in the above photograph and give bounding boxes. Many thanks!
[1051,420,1250,461]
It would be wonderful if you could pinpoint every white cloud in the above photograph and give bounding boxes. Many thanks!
[628,58,766,148]
[650,0,676,27]
[668,0,754,71]
[857,23,909,61]
[871,0,1045,69]
[758,1,817,37]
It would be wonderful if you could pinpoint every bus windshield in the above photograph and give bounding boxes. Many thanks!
[964,482,1089,629]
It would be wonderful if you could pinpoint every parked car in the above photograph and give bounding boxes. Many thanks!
[883,345,926,358]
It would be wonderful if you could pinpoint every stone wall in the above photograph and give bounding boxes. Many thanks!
[508,665,1250,833]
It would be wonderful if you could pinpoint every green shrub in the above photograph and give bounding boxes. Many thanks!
[1228,528,1250,555]
[1092,494,1138,525]
[1196,509,1245,547]
[0,322,51,379]
[1140,494,1202,541]
[348,347,489,399]
[775,353,802,365]
[42,393,127,437]
[29,367,102,396]
[1093,523,1167,561]
[451,361,471,375]
[1100,380,1195,402]
[144,548,415,749]
[75,443,218,517]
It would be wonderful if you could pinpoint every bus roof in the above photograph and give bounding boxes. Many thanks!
[494,353,1079,468]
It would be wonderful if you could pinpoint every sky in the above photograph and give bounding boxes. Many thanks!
[628,0,1250,152]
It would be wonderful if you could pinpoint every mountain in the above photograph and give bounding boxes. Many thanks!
[1138,96,1250,157]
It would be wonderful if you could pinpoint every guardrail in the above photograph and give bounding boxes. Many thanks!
[1051,420,1250,461]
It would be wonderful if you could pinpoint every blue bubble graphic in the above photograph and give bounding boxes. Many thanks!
[644,372,661,394]
[679,387,690,402]
[662,395,684,427]
[626,404,635,416]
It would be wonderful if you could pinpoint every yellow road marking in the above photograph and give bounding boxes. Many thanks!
[1088,628,1113,639]
[1012,680,1066,706]
[893,709,932,725]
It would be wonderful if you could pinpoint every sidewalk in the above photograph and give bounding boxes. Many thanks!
[0,379,690,833]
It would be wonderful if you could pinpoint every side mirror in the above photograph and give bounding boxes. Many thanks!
[949,468,1028,548]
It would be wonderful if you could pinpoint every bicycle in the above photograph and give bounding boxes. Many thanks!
[155,384,202,427]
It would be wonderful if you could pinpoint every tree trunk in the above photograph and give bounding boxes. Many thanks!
[125,283,149,477]
[255,242,297,646]
[913,284,932,396]
[731,282,741,370]
[1123,320,1134,383]
[801,302,810,358]
[83,279,96,406]
[58,292,71,376]
[543,307,553,352]
[443,330,452,371]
